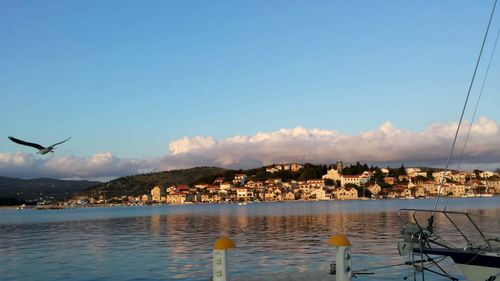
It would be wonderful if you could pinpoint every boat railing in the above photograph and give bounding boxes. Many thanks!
[398,208,492,250]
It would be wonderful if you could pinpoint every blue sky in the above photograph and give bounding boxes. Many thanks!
[1,1,500,179]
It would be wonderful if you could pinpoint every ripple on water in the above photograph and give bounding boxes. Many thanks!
[0,198,498,280]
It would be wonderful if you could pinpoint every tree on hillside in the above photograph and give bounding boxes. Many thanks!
[298,163,324,180]
[321,164,328,175]
[415,175,427,182]
[252,170,269,181]
[379,181,393,190]
[387,166,395,177]
[396,165,406,177]
[344,183,359,189]
[372,167,384,182]
[343,162,370,175]
[355,185,373,198]
[275,170,300,182]
[324,179,335,186]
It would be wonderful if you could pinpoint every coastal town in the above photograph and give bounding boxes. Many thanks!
[68,161,500,207]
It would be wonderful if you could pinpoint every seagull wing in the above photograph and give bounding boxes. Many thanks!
[50,137,71,147]
[8,136,46,150]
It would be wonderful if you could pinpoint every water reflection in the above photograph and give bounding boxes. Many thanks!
[0,198,498,281]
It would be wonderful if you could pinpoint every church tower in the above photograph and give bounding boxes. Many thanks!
[336,160,344,175]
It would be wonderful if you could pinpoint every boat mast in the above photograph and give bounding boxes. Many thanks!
[429,0,498,229]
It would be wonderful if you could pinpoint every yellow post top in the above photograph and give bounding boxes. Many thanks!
[213,236,236,250]
[328,234,351,247]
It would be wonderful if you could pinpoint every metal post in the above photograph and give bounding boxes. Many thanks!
[213,236,236,281]
[329,234,352,281]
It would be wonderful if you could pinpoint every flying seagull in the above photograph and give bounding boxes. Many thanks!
[8,136,71,155]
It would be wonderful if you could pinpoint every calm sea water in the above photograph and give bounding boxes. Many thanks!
[0,197,498,281]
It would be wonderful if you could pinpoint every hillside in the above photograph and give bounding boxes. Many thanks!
[83,164,329,198]
[0,177,101,202]
[84,166,227,198]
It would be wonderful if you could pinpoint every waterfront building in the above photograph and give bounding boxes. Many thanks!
[419,180,437,195]
[333,187,358,200]
[166,192,190,204]
[414,186,426,198]
[485,180,500,193]
[200,194,211,203]
[282,191,296,200]
[141,194,151,203]
[264,191,277,201]
[236,187,254,201]
[366,182,381,195]
[391,184,410,198]
[450,184,466,197]
[465,179,485,191]
[307,188,328,200]
[151,186,165,203]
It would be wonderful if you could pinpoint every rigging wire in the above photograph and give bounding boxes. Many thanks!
[455,28,500,172]
[444,28,500,211]
[430,0,498,219]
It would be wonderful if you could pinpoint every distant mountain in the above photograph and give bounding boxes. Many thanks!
[84,166,228,198]
[0,177,101,202]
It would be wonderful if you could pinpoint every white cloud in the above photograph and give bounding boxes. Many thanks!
[1,117,499,180]
[169,136,217,155]
[165,116,500,169]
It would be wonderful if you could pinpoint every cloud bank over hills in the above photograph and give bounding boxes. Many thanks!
[1,117,499,180]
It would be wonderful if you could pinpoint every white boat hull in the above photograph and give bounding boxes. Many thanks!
[457,263,500,281]
[423,248,500,281]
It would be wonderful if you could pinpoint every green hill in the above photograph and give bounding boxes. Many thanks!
[84,166,227,198]
[83,164,329,198]
[0,177,100,203]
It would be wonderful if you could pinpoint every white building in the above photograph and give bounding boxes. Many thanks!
[480,171,497,179]
[151,186,165,202]
[236,187,254,201]
[340,175,361,187]
[322,168,342,182]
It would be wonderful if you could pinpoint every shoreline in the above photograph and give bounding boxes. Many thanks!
[3,195,498,210]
